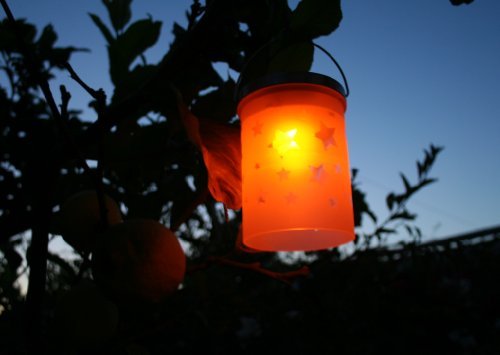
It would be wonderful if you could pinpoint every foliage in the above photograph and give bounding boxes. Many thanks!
[0,0,489,354]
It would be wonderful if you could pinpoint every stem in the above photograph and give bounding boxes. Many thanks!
[188,256,310,285]
[64,63,109,229]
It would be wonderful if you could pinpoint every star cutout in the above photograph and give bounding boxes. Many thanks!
[310,164,327,182]
[252,121,263,135]
[315,122,336,150]
[277,168,290,181]
[329,197,337,207]
[272,129,299,156]
[285,192,297,204]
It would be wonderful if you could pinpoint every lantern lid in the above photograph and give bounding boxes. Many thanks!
[236,72,347,102]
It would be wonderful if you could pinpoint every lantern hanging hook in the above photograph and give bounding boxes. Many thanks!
[311,42,349,98]
[235,38,350,100]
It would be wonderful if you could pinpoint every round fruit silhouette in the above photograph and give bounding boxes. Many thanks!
[58,190,122,253]
[53,280,119,348]
[92,219,186,302]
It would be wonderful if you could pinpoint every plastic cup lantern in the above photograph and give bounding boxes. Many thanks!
[237,71,355,251]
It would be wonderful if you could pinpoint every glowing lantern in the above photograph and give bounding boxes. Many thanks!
[237,72,354,251]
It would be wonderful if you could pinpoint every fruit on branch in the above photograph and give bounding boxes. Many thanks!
[92,219,186,302]
[53,280,119,347]
[57,190,123,253]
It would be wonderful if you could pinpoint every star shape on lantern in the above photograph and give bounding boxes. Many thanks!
[310,164,327,182]
[329,197,337,207]
[277,168,290,180]
[285,192,297,204]
[272,129,299,156]
[252,121,263,136]
[258,195,266,204]
[315,122,336,150]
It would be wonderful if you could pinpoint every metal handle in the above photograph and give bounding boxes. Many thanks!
[235,38,350,99]
[312,42,349,98]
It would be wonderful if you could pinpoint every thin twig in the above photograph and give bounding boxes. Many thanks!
[59,85,71,120]
[188,256,310,285]
[64,62,105,104]
[63,62,110,228]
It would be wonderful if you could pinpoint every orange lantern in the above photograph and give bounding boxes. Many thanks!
[237,71,354,251]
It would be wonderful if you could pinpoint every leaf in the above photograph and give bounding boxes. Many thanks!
[290,0,342,38]
[191,79,237,123]
[0,19,37,53]
[268,41,314,73]
[351,168,359,180]
[89,13,114,44]
[389,211,416,221]
[376,227,396,235]
[109,19,162,85]
[450,0,474,5]
[400,173,411,193]
[48,47,88,69]
[177,100,242,210]
[416,161,423,179]
[386,192,395,211]
[418,178,437,190]
[352,184,377,226]
[37,25,57,55]
[102,0,132,33]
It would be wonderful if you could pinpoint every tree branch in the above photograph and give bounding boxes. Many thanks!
[188,256,310,285]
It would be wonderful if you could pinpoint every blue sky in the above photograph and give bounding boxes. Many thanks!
[6,0,500,243]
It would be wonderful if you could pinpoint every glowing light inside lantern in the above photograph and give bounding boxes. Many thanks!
[272,128,299,156]
[238,82,355,251]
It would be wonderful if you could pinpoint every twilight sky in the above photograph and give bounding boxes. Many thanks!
[5,0,500,243]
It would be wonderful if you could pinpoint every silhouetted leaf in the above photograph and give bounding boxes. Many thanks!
[48,47,88,69]
[268,41,314,72]
[291,0,342,38]
[89,13,114,44]
[390,211,416,221]
[352,184,377,226]
[37,25,57,55]
[386,192,395,211]
[109,18,161,85]
[450,0,474,5]
[377,227,396,235]
[418,178,437,189]
[191,79,237,123]
[103,0,132,33]
[400,173,411,193]
[416,161,423,179]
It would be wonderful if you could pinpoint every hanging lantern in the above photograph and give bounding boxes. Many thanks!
[237,66,355,251]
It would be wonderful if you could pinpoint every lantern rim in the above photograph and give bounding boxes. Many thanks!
[236,72,346,102]
[244,228,354,252]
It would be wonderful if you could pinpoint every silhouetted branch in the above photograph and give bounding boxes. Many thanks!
[59,85,71,120]
[64,62,102,100]
[188,256,310,285]
[64,62,110,229]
